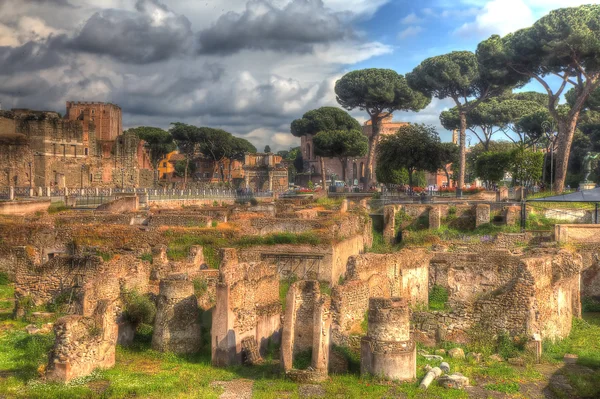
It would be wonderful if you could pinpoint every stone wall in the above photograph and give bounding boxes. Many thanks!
[212,249,281,366]
[0,200,50,215]
[555,224,600,243]
[413,250,581,345]
[46,300,118,382]
[330,250,430,345]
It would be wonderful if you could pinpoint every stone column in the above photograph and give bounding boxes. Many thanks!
[152,278,202,354]
[429,205,441,230]
[9,186,14,200]
[475,204,491,227]
[361,297,416,381]
[340,199,348,213]
[37,187,43,197]
[46,187,51,197]
[268,170,274,192]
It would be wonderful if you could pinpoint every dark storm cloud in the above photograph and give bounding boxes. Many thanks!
[68,1,193,64]
[197,0,351,54]
[0,36,68,75]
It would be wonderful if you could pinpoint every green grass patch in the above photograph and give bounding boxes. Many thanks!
[484,381,520,393]
[47,201,68,214]
[582,298,600,313]
[316,197,344,210]
[428,285,449,311]
[139,253,153,264]
[279,277,297,312]
[193,277,208,296]
[0,272,9,285]
[95,250,113,262]
[292,348,312,370]
[235,232,323,247]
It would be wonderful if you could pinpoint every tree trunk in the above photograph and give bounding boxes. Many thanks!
[340,158,347,183]
[364,116,381,191]
[408,170,413,188]
[444,168,451,189]
[183,158,189,189]
[554,116,579,193]
[320,156,326,191]
[458,111,467,196]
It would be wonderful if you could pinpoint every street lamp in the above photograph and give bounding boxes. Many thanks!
[542,120,557,193]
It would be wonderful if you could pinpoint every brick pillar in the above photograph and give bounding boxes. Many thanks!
[475,204,491,227]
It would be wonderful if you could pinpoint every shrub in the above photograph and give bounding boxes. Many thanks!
[211,220,218,228]
[213,200,219,207]
[292,348,312,369]
[193,277,208,296]
[139,253,153,264]
[0,272,9,286]
[582,297,600,312]
[497,332,526,359]
[122,290,156,326]
[429,285,449,311]
[250,198,259,206]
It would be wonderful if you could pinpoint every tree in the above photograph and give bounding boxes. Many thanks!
[312,129,368,182]
[437,142,459,187]
[440,94,546,150]
[127,127,176,169]
[291,107,362,187]
[169,123,203,188]
[477,5,600,192]
[264,145,271,153]
[510,148,544,186]
[407,51,517,194]
[335,69,430,190]
[376,124,442,187]
[474,151,512,185]
[376,166,409,188]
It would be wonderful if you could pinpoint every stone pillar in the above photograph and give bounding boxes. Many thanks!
[29,187,34,197]
[383,206,397,244]
[497,187,508,202]
[268,170,274,192]
[361,297,416,381]
[152,279,202,354]
[340,199,348,214]
[311,296,331,372]
[9,187,14,200]
[95,187,100,196]
[429,205,441,230]
[46,187,51,197]
[475,204,491,227]
[245,173,250,189]
[37,187,43,197]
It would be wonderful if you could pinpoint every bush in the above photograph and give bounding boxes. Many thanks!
[0,272,9,286]
[497,332,526,359]
[582,297,600,312]
[211,220,218,228]
[122,290,156,326]
[292,348,312,369]
[429,285,449,311]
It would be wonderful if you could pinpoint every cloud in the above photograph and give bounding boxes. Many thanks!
[398,26,423,40]
[455,0,534,37]
[401,12,422,25]
[68,0,193,64]
[197,0,351,54]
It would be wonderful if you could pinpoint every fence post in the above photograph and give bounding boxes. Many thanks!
[46,187,51,197]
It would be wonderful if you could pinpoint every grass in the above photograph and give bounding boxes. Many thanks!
[279,277,297,311]
[47,201,68,214]
[484,381,520,393]
[139,253,153,264]
[235,232,324,247]
[316,197,345,210]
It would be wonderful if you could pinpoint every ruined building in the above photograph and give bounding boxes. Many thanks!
[0,103,152,188]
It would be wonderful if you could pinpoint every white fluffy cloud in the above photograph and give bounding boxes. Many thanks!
[398,26,424,40]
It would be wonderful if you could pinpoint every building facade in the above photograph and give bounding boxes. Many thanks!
[0,103,152,189]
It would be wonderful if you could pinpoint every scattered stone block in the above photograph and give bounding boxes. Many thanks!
[434,349,446,356]
[466,352,482,363]
[508,357,525,366]
[422,354,443,361]
[241,337,263,365]
[419,366,442,389]
[439,362,450,373]
[448,348,465,359]
[25,324,40,334]
[488,354,504,362]
[438,373,469,389]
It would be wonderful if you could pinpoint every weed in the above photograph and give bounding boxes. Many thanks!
[485,382,520,393]
[193,277,208,296]
[360,311,369,333]
[429,285,449,311]
[211,220,218,228]
[121,290,156,326]
[48,201,68,214]
[95,250,113,262]
[292,348,312,369]
[316,197,344,210]
[319,281,332,296]
[0,272,8,285]
[279,277,297,311]
[139,253,153,264]
[331,345,361,374]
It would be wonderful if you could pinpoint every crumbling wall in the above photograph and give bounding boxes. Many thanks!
[46,300,118,382]
[330,250,430,344]
[413,250,581,345]
[212,249,280,366]
[152,277,202,353]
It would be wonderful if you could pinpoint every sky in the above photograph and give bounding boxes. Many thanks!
[0,0,598,151]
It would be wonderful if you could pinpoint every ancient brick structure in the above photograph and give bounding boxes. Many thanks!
[152,277,202,354]
[331,250,430,345]
[243,153,288,192]
[0,104,152,189]
[361,297,416,381]
[413,250,581,344]
[212,249,281,366]
[300,114,408,186]
[46,300,118,382]
[281,280,331,382]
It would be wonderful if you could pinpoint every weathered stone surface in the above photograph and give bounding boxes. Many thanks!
[466,352,482,363]
[419,367,442,389]
[489,354,504,362]
[508,357,525,366]
[434,349,446,356]
[448,348,465,359]
[422,354,443,361]
[439,362,450,373]
[438,374,469,389]
[563,354,578,364]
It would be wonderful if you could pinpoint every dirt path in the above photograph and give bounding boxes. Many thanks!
[211,379,254,399]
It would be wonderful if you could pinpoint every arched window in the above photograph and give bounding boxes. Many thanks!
[306,143,311,160]
[353,163,357,180]
[360,162,365,178]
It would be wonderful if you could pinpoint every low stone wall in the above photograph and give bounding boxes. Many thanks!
[555,224,600,243]
[96,196,139,212]
[0,199,50,215]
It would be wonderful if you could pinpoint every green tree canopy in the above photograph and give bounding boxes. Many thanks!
[312,129,368,182]
[335,69,430,189]
[376,124,442,187]
[477,4,600,192]
[510,148,544,186]
[126,126,176,169]
[407,51,516,193]
[474,151,512,185]
[291,107,362,186]
[264,145,271,153]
